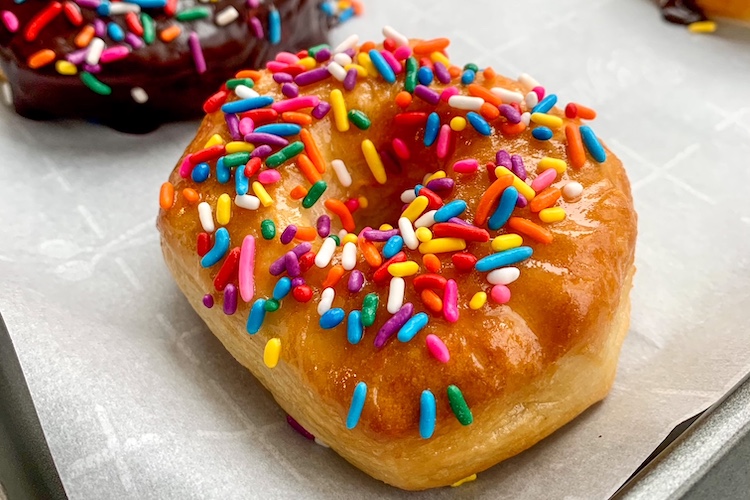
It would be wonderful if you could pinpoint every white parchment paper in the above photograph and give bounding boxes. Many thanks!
[2,0,750,498]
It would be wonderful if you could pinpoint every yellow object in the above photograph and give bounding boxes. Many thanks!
[495,166,536,200]
[530,112,563,129]
[361,139,387,184]
[415,227,433,243]
[688,21,717,33]
[356,52,377,78]
[451,474,477,487]
[469,292,487,310]
[358,196,369,209]
[225,141,255,153]
[342,233,358,245]
[330,89,349,132]
[430,51,450,67]
[204,133,225,148]
[298,56,316,70]
[263,338,281,368]
[491,234,523,252]
[344,63,368,78]
[55,60,77,75]
[401,196,429,222]
[216,193,231,225]
[388,261,420,277]
[252,182,273,207]
[418,238,466,254]
[450,116,467,131]
[538,157,568,174]
[379,224,394,231]
[539,207,567,223]
[424,170,446,183]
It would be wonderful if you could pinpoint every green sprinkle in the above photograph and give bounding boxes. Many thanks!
[266,141,304,168]
[80,72,111,95]
[404,57,418,93]
[361,293,379,327]
[224,152,251,168]
[140,13,155,45]
[307,44,330,57]
[347,110,371,130]
[447,385,473,426]
[175,7,210,21]
[463,63,479,72]
[302,180,327,208]
[264,298,280,312]
[225,78,254,90]
[329,235,340,246]
[261,219,276,240]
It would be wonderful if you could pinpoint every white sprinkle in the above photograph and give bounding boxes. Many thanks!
[314,237,337,268]
[108,2,140,14]
[327,61,347,82]
[235,194,261,210]
[131,87,148,103]
[400,189,417,203]
[563,181,584,201]
[333,34,359,54]
[215,6,239,26]
[490,87,524,103]
[235,85,259,99]
[448,95,484,111]
[341,242,357,271]
[382,25,409,47]
[398,217,419,250]
[338,229,348,240]
[387,277,405,314]
[1,82,12,106]
[487,267,520,285]
[521,112,531,127]
[525,91,539,110]
[519,72,540,89]
[86,37,105,66]
[414,210,437,229]
[333,52,352,66]
[331,159,352,187]
[198,202,215,233]
[317,287,335,315]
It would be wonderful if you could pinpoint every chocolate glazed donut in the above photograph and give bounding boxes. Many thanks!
[0,0,346,132]
[655,0,707,25]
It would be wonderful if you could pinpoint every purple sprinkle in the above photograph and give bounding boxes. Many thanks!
[273,72,293,84]
[83,63,101,74]
[362,229,399,242]
[223,284,238,315]
[280,224,297,244]
[374,303,414,349]
[225,113,241,141]
[495,150,512,168]
[269,243,311,275]
[425,177,455,192]
[285,251,301,277]
[66,48,88,65]
[188,31,207,74]
[316,215,331,237]
[312,101,331,119]
[124,33,143,49]
[433,61,451,84]
[499,104,521,124]
[291,277,305,287]
[249,16,264,38]
[75,0,100,9]
[516,193,528,208]
[281,82,299,98]
[294,67,330,86]
[414,85,440,105]
[245,133,289,147]
[448,217,472,226]
[286,415,315,440]
[93,18,106,37]
[348,270,364,293]
[202,294,214,308]
[343,68,357,91]
[315,48,331,62]
[343,48,356,58]
[511,154,527,181]
[251,145,273,159]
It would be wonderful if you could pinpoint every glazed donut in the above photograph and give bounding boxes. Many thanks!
[157,27,637,490]
[656,0,750,31]
[0,0,360,132]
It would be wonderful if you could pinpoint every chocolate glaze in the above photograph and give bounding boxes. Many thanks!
[656,0,708,25]
[0,0,334,132]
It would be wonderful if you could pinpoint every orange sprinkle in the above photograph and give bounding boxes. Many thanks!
[290,185,308,200]
[300,128,325,174]
[500,121,527,135]
[351,0,364,15]
[295,226,317,241]
[296,154,321,184]
[479,102,500,121]
[281,111,312,126]
[182,188,199,204]
[483,66,496,82]
[423,254,441,273]
[529,187,561,213]
[421,289,443,313]
[74,24,95,48]
[395,91,412,108]
[322,265,345,288]
[448,65,461,78]
[234,69,261,82]
[565,124,586,169]
[570,102,597,120]
[468,84,502,107]
[508,217,553,244]
[413,38,450,55]
[159,182,174,210]
[159,25,181,43]
[359,40,376,53]
[325,199,355,233]
[28,49,55,69]
[358,233,382,268]
[475,174,514,225]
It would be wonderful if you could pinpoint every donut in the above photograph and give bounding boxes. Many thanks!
[0,0,361,132]
[156,27,637,490]
[656,0,750,31]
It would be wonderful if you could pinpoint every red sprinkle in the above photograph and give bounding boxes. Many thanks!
[383,38,397,52]
[394,112,429,126]
[432,223,490,242]
[292,285,313,302]
[202,90,228,114]
[298,251,316,273]
[240,108,279,124]
[413,273,448,291]
[24,1,63,42]
[62,1,83,26]
[197,232,210,257]
[213,247,240,291]
[451,252,478,272]
[418,187,443,210]
[373,252,407,285]
[344,198,360,213]
[125,12,144,36]
[486,162,497,182]
[245,157,262,177]
[190,144,225,165]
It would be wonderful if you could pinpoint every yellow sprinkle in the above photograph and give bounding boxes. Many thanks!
[430,51,450,67]
[216,193,231,225]
[343,233,358,245]
[356,52,377,78]
[252,181,273,207]
[388,261,420,277]
[298,56,316,70]
[451,474,477,488]
[361,139,387,184]
[539,207,567,223]
[538,157,568,174]
[55,60,77,75]
[344,63,368,78]
[204,133,225,148]
[688,20,717,33]
[337,0,350,9]
[495,166,535,200]
[424,170,446,183]
[263,338,281,368]
[330,89,349,132]
[401,195,429,222]
[491,234,523,252]
[530,112,563,129]
[450,116,466,132]
[418,238,466,254]
[415,227,432,243]
[469,292,487,310]
[379,223,393,231]
[358,196,369,209]
[225,141,255,153]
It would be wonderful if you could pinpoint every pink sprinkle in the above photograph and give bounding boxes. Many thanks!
[453,159,479,174]
[247,0,260,7]
[491,284,511,304]
[532,86,545,100]
[275,51,300,64]
[440,86,459,102]
[392,138,410,160]
[1,11,19,32]
[436,124,451,160]
[188,31,206,74]
[239,235,256,302]
[392,45,412,60]
[99,46,130,64]
[179,155,193,178]
[265,60,288,73]
[443,279,459,323]
[249,16,263,38]
[425,334,450,363]
[258,169,281,184]
[381,50,402,74]
[271,95,320,113]
[344,198,359,213]
[531,168,557,193]
[239,117,255,136]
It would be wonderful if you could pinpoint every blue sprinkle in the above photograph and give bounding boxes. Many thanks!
[488,186,518,230]
[338,6,355,22]
[273,277,292,300]
[191,162,210,183]
[320,2,335,16]
[397,312,429,343]
[320,308,345,329]
[130,0,167,7]
[413,184,423,195]
[417,66,434,86]
[369,49,396,83]
[346,381,367,429]
[347,310,363,345]
[424,112,440,146]
[201,228,230,268]
[475,246,534,272]
[532,126,553,141]
[419,390,436,439]
[253,123,302,137]
[268,9,281,44]
[107,22,124,42]
[221,96,274,114]
[434,200,467,223]
[383,235,404,259]
[96,2,110,15]
[461,69,475,85]
[216,157,230,184]
[532,94,557,114]
[466,111,491,136]
[235,163,249,195]
[579,125,607,163]
[246,299,266,334]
